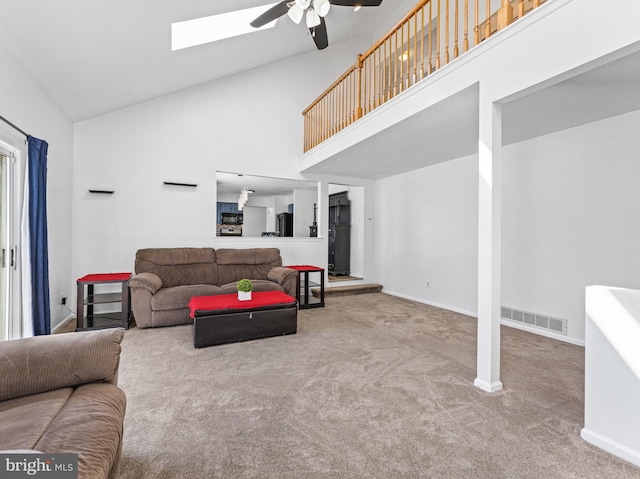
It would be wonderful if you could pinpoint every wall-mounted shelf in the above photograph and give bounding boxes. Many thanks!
[163,181,197,187]
[88,190,114,194]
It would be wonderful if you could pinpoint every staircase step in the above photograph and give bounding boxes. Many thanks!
[312,283,383,298]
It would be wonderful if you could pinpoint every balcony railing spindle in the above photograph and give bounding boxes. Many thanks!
[485,0,491,39]
[464,0,469,52]
[428,1,433,74]
[445,0,450,64]
[302,0,547,152]
[420,5,425,79]
[474,0,480,46]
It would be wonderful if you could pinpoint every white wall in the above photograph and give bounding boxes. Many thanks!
[582,285,640,467]
[502,109,640,341]
[375,109,640,343]
[375,155,479,316]
[72,37,371,292]
[241,206,266,237]
[0,34,74,331]
[293,188,316,238]
[345,186,365,279]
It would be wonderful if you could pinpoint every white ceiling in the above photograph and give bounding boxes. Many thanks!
[4,1,639,183]
[0,0,408,122]
[217,171,317,197]
[502,49,640,145]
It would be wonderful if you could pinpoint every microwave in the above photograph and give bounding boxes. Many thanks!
[221,213,243,225]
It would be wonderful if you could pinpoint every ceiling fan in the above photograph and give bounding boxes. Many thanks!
[250,0,383,50]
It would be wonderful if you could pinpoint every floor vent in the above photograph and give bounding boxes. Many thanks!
[501,306,567,335]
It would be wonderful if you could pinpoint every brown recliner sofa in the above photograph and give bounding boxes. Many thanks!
[0,328,126,479]
[128,247,298,328]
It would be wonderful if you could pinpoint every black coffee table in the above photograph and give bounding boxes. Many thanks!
[188,291,297,348]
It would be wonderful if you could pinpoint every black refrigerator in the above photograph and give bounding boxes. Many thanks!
[276,212,293,237]
[328,192,350,275]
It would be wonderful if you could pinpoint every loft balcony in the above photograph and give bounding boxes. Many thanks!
[298,0,640,179]
[302,0,548,152]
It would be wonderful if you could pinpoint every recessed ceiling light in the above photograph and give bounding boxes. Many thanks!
[354,5,362,12]
[171,3,279,51]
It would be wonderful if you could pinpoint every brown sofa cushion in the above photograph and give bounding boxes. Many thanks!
[150,309,193,328]
[35,383,126,479]
[0,388,73,450]
[135,247,218,288]
[0,329,124,402]
[216,248,282,286]
[220,280,285,295]
[151,284,225,311]
[215,248,282,265]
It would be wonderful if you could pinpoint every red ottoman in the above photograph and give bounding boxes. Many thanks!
[189,291,298,348]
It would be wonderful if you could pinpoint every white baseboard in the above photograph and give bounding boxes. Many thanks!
[51,314,75,333]
[381,289,586,347]
[581,428,640,468]
[474,378,504,393]
[381,290,477,318]
[501,320,585,347]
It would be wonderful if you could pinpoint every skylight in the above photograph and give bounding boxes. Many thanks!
[171,3,279,51]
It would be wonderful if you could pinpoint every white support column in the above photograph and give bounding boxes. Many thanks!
[475,94,503,393]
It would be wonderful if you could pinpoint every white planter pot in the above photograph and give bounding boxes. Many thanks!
[238,291,252,301]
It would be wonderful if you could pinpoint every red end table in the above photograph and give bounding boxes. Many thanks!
[76,273,132,331]
[286,265,325,309]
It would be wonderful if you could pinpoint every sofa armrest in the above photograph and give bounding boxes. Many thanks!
[128,272,163,294]
[268,266,299,298]
[0,328,125,402]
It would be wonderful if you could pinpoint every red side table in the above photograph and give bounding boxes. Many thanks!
[76,272,132,331]
[286,265,325,309]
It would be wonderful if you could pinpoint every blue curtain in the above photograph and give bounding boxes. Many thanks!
[27,136,50,335]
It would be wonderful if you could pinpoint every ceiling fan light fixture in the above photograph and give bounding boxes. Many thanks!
[314,0,331,17]
[295,0,312,9]
[287,4,304,24]
[306,9,321,28]
[248,0,384,50]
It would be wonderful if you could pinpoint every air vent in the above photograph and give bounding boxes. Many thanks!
[501,306,567,335]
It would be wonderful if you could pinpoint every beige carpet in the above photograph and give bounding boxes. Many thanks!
[116,293,640,478]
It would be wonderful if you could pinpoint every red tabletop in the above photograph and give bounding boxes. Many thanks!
[77,272,132,283]
[189,291,296,318]
[286,265,324,271]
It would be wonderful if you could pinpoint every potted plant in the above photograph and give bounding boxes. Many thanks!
[237,279,253,301]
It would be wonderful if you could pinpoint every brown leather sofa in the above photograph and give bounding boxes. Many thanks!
[0,328,126,479]
[129,247,298,328]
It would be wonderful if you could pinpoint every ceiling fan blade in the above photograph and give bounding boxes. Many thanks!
[329,0,383,6]
[250,1,290,28]
[309,17,328,50]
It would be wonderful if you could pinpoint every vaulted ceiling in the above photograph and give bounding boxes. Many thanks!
[0,0,412,122]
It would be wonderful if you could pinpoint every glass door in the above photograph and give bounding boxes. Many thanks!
[0,142,21,340]
[0,152,10,340]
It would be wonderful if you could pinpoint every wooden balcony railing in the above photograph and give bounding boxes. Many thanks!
[303,0,547,152]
